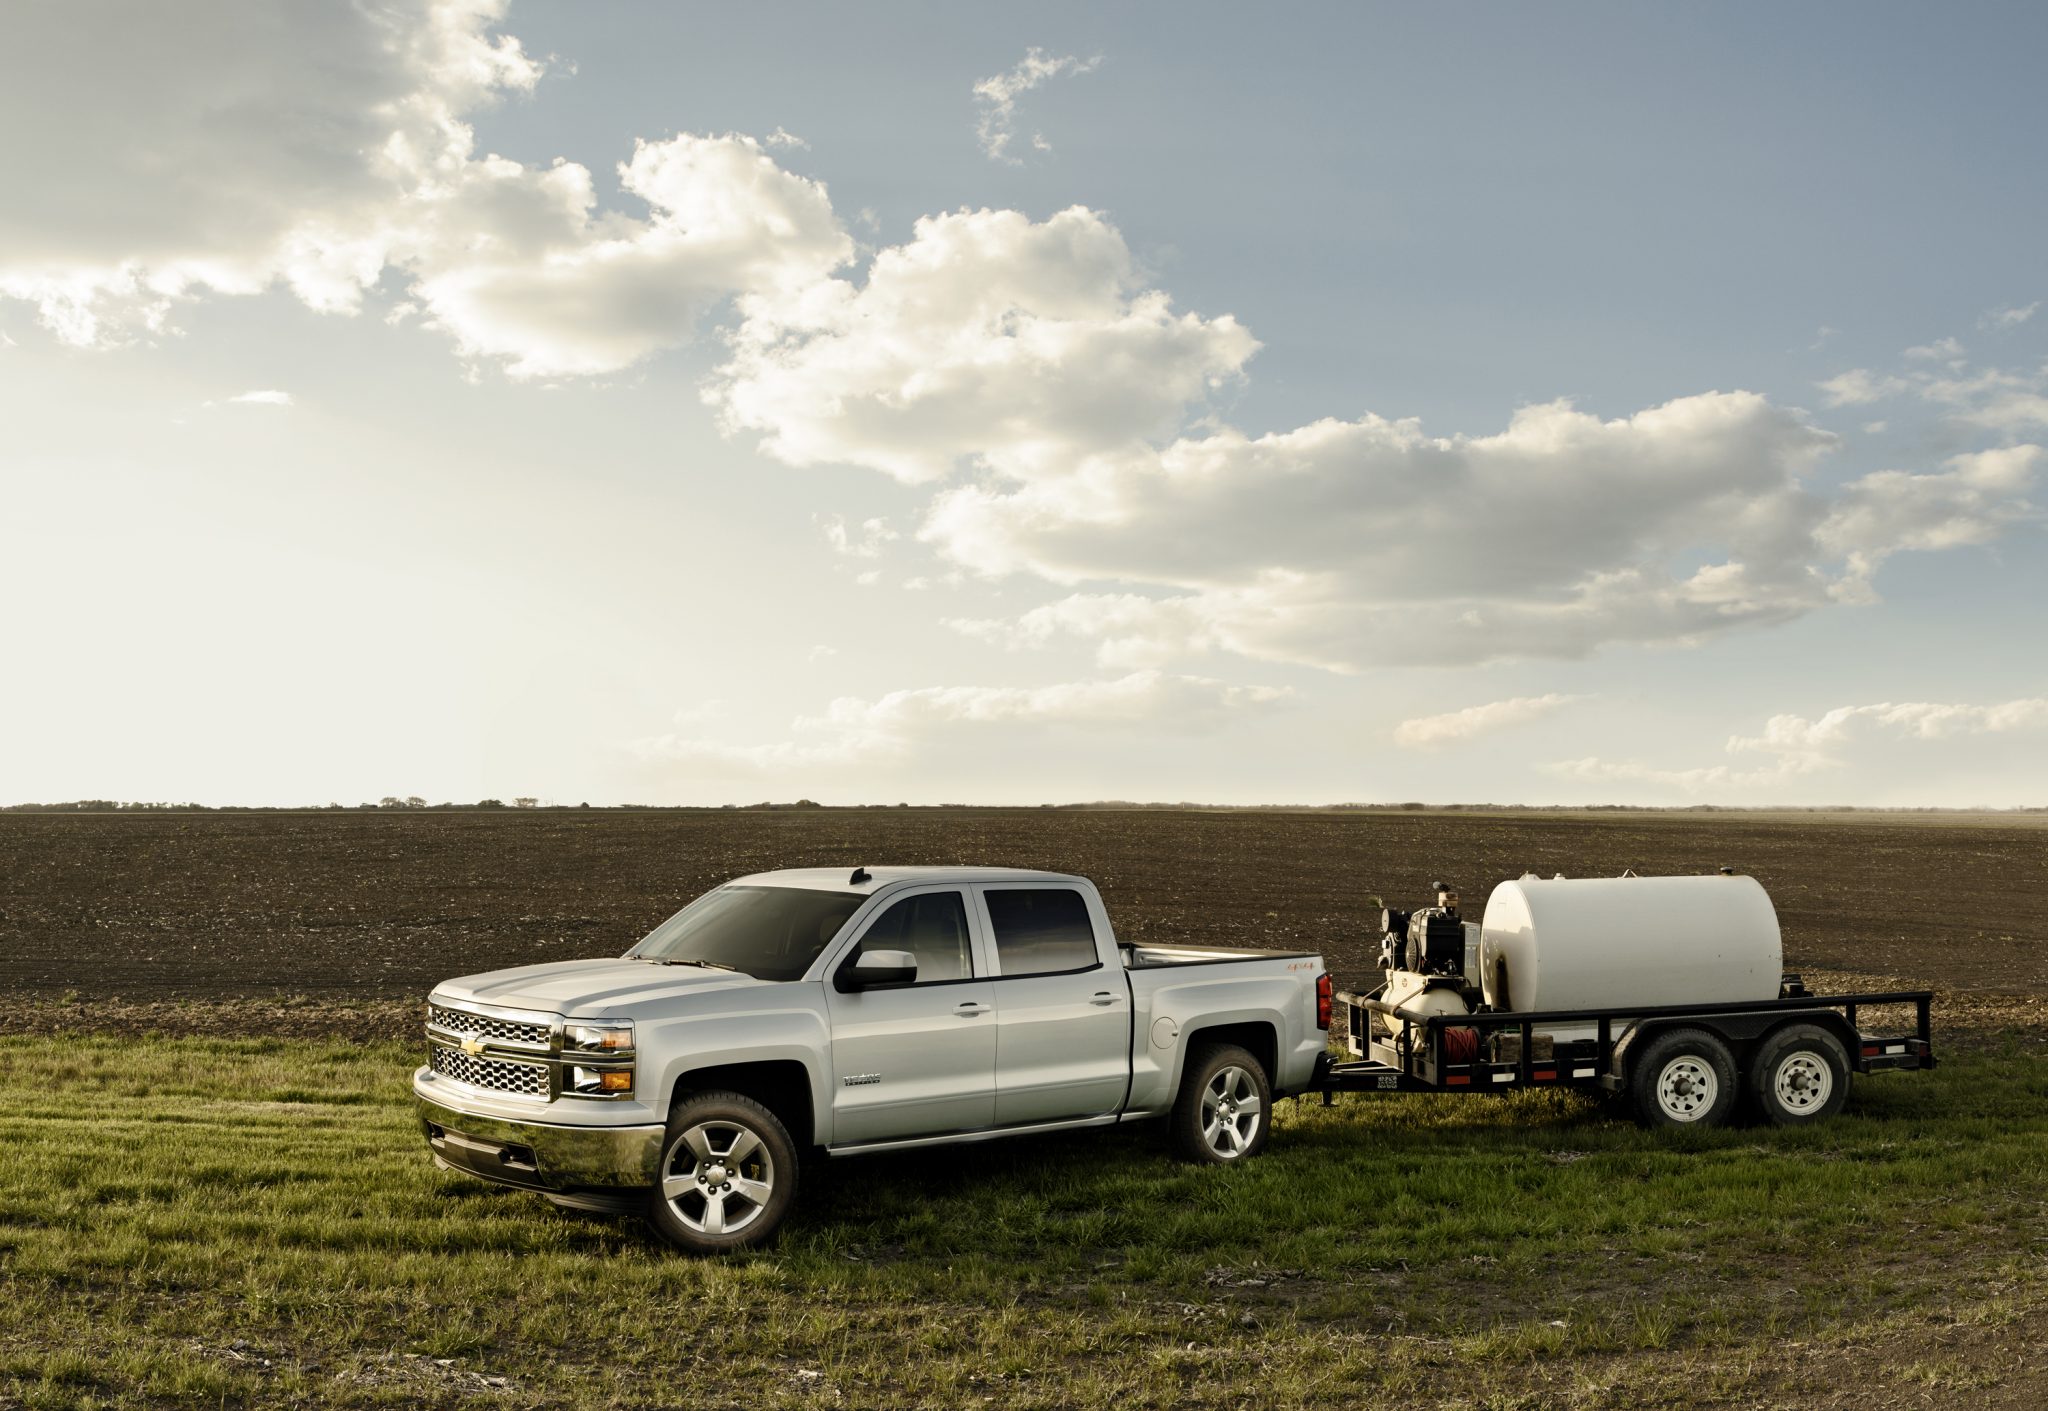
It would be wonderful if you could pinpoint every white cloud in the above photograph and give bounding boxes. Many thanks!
[0,0,539,345]
[817,515,898,558]
[1902,336,1965,363]
[921,392,1875,670]
[0,2,850,378]
[1979,302,2039,331]
[698,200,2033,673]
[707,206,1257,484]
[630,670,1289,775]
[404,133,849,378]
[215,390,294,408]
[1394,694,1586,750]
[1550,695,2048,796]
[1727,698,2048,753]
[1820,349,2048,433]
[972,48,1101,163]
[764,127,809,150]
[1818,369,1909,406]
[1816,447,2041,587]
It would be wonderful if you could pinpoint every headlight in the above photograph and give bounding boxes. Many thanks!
[563,1021,634,1053]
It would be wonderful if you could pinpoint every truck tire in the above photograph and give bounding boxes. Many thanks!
[1629,1028,1738,1129]
[645,1092,798,1254]
[1170,1044,1272,1164]
[1748,1024,1850,1126]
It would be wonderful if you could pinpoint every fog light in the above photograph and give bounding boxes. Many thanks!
[567,1064,634,1096]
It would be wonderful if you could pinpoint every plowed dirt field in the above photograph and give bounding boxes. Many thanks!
[4,809,2042,1032]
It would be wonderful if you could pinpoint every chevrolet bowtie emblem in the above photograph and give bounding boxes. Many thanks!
[460,1034,486,1056]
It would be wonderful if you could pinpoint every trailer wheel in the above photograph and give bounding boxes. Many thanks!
[1170,1044,1272,1164]
[1748,1025,1850,1126]
[645,1092,798,1254]
[1629,1028,1738,1129]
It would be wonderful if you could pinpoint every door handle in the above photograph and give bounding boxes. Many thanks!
[1090,992,1121,1006]
[955,1002,991,1016]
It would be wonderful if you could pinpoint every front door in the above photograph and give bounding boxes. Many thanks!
[824,888,996,1146]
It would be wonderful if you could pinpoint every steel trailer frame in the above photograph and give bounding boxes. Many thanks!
[1313,986,1936,1100]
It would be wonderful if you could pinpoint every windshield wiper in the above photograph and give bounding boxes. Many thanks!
[650,958,738,971]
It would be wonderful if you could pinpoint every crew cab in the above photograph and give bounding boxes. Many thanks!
[414,867,1330,1252]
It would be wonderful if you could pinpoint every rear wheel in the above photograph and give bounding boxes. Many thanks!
[1629,1027,1738,1129]
[1170,1044,1272,1164]
[645,1092,797,1254]
[1748,1024,1850,1126]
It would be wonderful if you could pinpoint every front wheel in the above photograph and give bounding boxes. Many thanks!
[645,1092,798,1254]
[1629,1027,1739,1129]
[1170,1044,1272,1164]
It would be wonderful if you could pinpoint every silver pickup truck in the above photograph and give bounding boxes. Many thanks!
[414,866,1330,1252]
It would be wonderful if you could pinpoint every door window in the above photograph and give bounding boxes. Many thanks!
[985,888,1099,977]
[853,891,975,984]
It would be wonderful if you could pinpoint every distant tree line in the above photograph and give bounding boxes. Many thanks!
[5,798,2043,815]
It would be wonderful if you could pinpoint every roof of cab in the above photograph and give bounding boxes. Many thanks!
[724,865,1085,893]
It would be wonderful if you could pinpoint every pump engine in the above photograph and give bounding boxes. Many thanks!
[1383,881,1465,977]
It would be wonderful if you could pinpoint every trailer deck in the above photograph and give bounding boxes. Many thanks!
[1314,986,1936,1100]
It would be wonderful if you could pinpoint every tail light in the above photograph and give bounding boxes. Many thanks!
[1315,972,1333,1031]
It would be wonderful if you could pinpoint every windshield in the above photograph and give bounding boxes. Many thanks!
[626,886,866,982]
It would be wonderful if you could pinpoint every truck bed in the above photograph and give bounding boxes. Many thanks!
[1120,942,1319,969]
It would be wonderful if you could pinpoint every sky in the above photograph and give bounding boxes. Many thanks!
[1,0,2044,808]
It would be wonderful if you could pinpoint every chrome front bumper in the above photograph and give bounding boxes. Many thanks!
[415,1073,662,1199]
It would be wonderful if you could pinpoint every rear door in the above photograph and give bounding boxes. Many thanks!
[824,887,997,1145]
[977,884,1130,1125]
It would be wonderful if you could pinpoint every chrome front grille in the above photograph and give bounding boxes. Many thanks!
[428,1003,551,1048]
[429,1045,550,1098]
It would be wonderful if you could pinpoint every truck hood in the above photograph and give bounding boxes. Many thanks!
[431,957,766,1017]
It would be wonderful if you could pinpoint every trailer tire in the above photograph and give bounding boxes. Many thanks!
[1629,1028,1738,1129]
[645,1092,797,1255]
[1170,1044,1272,1164]
[1748,1024,1850,1126]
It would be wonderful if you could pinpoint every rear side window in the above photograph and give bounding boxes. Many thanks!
[985,888,1098,977]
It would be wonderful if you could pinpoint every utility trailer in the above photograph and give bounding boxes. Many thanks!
[1314,982,1936,1127]
[1307,873,1937,1128]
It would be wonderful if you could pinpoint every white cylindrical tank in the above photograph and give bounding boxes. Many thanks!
[1478,874,1781,1014]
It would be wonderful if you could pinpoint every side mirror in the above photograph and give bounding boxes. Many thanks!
[837,949,917,992]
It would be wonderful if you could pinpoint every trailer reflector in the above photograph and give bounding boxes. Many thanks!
[1571,1067,1594,1078]
[1532,1070,1556,1081]
[1445,1074,1471,1086]
[1491,1072,1513,1083]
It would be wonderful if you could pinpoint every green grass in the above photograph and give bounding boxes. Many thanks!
[2,1036,2045,1409]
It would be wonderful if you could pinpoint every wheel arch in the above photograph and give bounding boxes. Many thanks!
[1177,1019,1278,1092]
[670,1060,816,1147]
